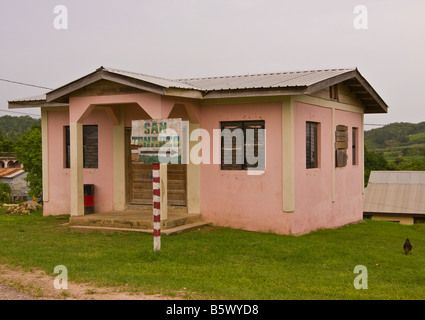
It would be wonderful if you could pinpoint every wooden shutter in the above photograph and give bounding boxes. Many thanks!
[221,122,244,170]
[244,121,265,170]
[335,125,348,167]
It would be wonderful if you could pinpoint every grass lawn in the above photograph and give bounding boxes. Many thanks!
[1,207,425,299]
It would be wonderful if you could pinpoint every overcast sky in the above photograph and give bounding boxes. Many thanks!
[0,0,424,129]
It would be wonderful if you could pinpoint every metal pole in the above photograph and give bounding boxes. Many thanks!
[152,163,161,251]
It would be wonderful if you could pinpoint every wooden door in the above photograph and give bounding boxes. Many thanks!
[130,163,153,204]
[126,128,187,206]
[167,164,187,206]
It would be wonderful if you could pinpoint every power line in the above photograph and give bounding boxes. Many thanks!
[0,78,53,90]
[364,200,423,213]
[0,108,41,118]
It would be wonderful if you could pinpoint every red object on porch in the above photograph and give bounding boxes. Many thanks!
[84,184,95,214]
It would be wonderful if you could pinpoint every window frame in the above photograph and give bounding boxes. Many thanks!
[352,127,358,165]
[64,125,99,169]
[220,120,265,171]
[306,121,319,169]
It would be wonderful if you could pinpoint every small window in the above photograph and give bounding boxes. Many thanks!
[330,85,338,101]
[221,120,265,171]
[352,127,358,165]
[64,125,98,168]
[306,122,319,169]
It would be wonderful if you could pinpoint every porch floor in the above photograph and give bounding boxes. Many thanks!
[68,208,209,235]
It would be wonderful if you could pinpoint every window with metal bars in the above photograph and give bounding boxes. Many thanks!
[220,120,265,170]
[352,127,358,165]
[64,125,98,168]
[306,122,319,169]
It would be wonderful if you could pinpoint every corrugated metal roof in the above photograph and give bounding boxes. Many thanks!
[9,94,46,103]
[368,171,425,185]
[0,168,25,178]
[103,67,202,90]
[364,171,425,214]
[8,66,388,114]
[178,68,354,91]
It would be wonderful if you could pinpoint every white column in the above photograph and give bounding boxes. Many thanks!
[113,106,126,211]
[282,97,295,213]
[70,122,84,216]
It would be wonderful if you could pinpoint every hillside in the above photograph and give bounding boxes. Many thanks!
[0,115,41,141]
[365,121,425,163]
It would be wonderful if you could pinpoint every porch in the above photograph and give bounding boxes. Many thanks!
[68,207,209,235]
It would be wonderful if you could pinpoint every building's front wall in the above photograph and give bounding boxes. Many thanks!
[43,92,201,216]
[199,100,291,234]
[44,108,115,215]
[42,87,365,235]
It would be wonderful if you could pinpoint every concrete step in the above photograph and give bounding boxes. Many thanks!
[69,213,202,230]
[69,221,211,235]
[163,221,211,235]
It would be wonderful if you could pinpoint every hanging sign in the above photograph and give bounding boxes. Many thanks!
[131,118,182,164]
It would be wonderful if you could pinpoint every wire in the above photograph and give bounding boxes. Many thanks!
[0,108,41,117]
[364,200,423,213]
[0,78,53,90]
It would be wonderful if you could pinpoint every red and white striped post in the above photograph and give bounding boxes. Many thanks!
[152,163,161,251]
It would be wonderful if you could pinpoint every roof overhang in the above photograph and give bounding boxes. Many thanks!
[45,67,166,103]
[8,67,388,114]
[202,69,388,113]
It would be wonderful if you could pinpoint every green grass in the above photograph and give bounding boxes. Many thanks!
[1,207,425,299]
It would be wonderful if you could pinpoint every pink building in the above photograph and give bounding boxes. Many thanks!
[9,67,388,235]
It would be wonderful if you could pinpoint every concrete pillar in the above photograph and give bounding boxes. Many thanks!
[113,106,126,211]
[282,97,295,213]
[70,122,84,216]
[187,122,201,214]
[41,109,49,202]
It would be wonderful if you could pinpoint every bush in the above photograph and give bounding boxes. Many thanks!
[0,182,12,203]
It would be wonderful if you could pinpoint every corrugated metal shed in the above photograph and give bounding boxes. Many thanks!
[364,171,425,215]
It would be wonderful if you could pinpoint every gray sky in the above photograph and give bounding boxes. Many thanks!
[1,0,424,129]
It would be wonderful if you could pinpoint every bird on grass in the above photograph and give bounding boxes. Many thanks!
[403,238,413,255]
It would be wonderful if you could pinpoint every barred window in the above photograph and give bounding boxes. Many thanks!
[352,127,358,165]
[221,121,265,171]
[65,125,98,168]
[306,122,319,169]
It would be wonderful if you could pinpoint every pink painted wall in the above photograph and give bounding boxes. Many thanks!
[200,101,291,234]
[44,110,70,215]
[44,92,363,236]
[44,93,186,216]
[44,108,115,215]
[293,102,363,234]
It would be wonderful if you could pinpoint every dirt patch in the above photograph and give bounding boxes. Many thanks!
[0,264,177,300]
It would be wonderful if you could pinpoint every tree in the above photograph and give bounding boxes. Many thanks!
[14,125,42,198]
[0,183,12,203]
[394,160,425,171]
[364,146,389,186]
[0,128,15,153]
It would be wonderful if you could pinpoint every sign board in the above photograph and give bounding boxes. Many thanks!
[131,118,182,164]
